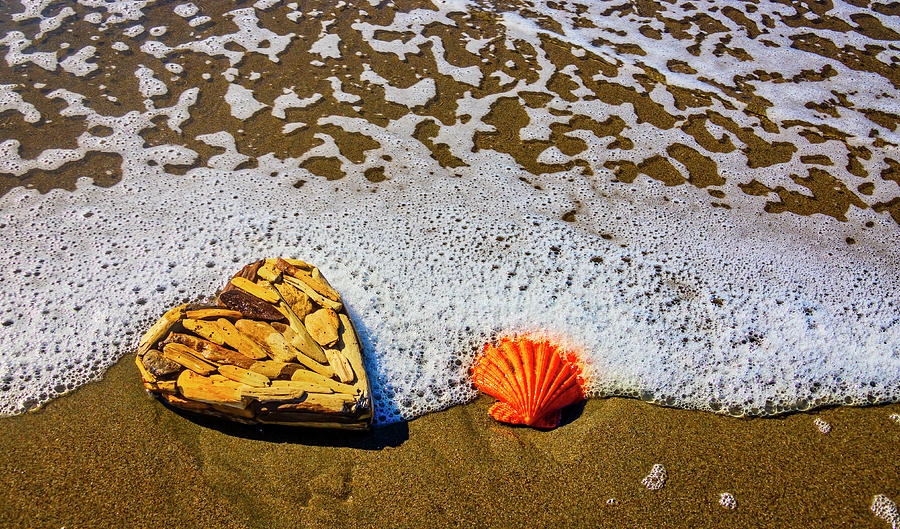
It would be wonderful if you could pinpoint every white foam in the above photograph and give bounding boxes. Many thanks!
[0,0,899,428]
[59,46,98,77]
[0,84,40,123]
[0,31,58,71]
[642,464,667,490]
[134,65,167,99]
[122,25,144,38]
[189,16,211,28]
[814,418,832,434]
[719,492,737,509]
[872,495,899,529]
[224,83,266,120]
[272,89,322,119]
[360,65,435,108]
[326,76,361,104]
[174,3,199,18]
[310,24,342,59]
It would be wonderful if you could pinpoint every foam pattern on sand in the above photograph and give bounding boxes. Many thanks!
[0,0,899,423]
[0,162,898,422]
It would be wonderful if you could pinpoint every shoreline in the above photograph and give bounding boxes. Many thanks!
[1,355,898,528]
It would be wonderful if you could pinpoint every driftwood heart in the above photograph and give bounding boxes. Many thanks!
[134,258,373,430]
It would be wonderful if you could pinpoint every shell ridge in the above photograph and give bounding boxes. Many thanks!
[534,349,563,413]
[521,338,536,418]
[531,340,551,419]
[489,401,524,425]
[477,345,526,411]
[538,364,579,414]
[501,340,531,421]
[474,368,519,406]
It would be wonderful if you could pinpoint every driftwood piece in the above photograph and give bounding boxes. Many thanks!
[281,275,343,312]
[272,322,328,364]
[305,308,340,347]
[185,308,243,320]
[162,343,217,376]
[218,365,270,387]
[135,258,373,430]
[176,370,246,408]
[324,348,355,384]
[219,289,284,321]
[138,304,187,356]
[165,333,256,369]
[235,319,297,363]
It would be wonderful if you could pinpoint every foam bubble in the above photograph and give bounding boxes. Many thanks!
[0,0,899,427]
[642,464,667,490]
[872,495,899,528]
[719,492,737,509]
[174,3,199,18]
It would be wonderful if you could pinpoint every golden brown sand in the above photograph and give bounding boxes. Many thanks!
[1,1,898,528]
[1,357,898,528]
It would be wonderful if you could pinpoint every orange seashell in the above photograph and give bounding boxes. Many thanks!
[471,336,586,429]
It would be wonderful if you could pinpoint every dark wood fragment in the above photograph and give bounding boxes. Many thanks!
[218,289,284,321]
[142,349,183,378]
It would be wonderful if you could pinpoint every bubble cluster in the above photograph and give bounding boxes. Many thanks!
[0,0,898,425]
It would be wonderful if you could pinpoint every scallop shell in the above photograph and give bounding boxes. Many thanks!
[471,336,586,428]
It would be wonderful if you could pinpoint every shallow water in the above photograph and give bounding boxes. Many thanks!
[0,0,898,423]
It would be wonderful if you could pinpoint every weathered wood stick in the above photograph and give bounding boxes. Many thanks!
[291,367,359,395]
[165,333,256,369]
[234,319,297,362]
[280,275,343,312]
[256,261,282,282]
[337,314,370,397]
[161,393,211,412]
[162,343,217,376]
[214,318,269,360]
[275,258,341,302]
[272,322,328,364]
[249,360,295,379]
[230,276,281,304]
[184,308,243,320]
[324,348,355,384]
[274,280,314,319]
[138,304,187,356]
[176,370,247,408]
[218,289,284,321]
[218,365,270,387]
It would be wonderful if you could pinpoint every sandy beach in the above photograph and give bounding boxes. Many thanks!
[1,0,899,527]
[1,358,899,528]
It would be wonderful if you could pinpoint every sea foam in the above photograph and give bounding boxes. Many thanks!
[0,0,898,424]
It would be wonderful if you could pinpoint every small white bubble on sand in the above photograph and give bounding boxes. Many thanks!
[889,413,900,425]
[174,3,199,18]
[642,464,666,491]
[719,492,737,509]
[814,418,831,434]
[606,498,617,505]
[189,16,211,28]
[871,495,899,528]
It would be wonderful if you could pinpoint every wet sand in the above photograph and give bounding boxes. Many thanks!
[1,357,898,528]
[1,0,899,527]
